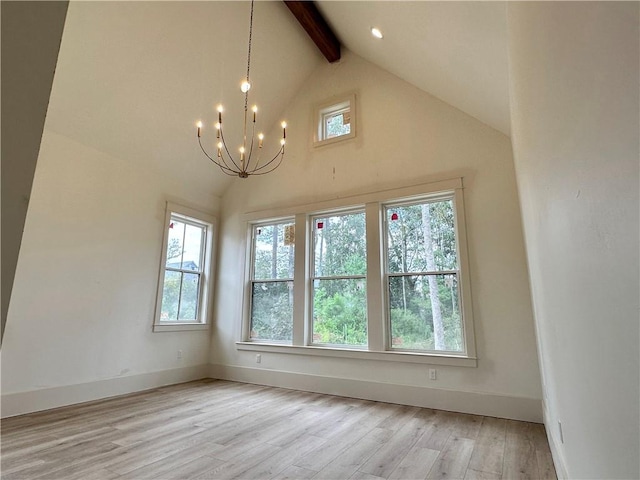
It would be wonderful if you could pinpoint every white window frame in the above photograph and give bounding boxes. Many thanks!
[239,178,477,367]
[153,202,216,332]
[313,93,357,147]
[310,209,368,348]
[382,194,467,355]
[246,219,296,344]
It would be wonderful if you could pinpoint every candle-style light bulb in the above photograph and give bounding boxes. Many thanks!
[281,121,287,139]
[196,121,203,137]
[239,146,245,162]
[215,122,221,139]
[217,105,223,124]
[217,141,223,158]
[240,81,251,93]
[252,105,257,123]
[258,133,264,148]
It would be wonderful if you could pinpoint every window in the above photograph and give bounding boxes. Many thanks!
[249,221,295,342]
[314,93,356,147]
[154,202,215,332]
[312,211,367,346]
[323,107,351,139]
[241,179,476,366]
[385,197,463,352]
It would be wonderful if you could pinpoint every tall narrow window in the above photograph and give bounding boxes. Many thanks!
[154,203,215,331]
[385,198,463,352]
[311,211,367,346]
[249,221,295,342]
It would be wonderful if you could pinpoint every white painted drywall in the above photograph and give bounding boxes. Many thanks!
[507,3,639,478]
[212,51,542,414]
[1,130,218,403]
[1,1,68,342]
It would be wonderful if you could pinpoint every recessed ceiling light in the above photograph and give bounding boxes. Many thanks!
[370,27,383,39]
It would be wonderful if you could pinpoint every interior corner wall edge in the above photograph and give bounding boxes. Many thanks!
[0,1,69,343]
[212,51,543,420]
[507,3,640,479]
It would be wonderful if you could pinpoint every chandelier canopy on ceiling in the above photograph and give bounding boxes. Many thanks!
[196,0,286,178]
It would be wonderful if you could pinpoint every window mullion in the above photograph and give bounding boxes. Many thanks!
[292,213,307,346]
[365,202,384,351]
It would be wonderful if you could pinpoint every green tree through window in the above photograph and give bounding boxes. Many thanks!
[386,199,463,351]
[249,222,295,341]
[312,211,367,346]
[244,183,474,359]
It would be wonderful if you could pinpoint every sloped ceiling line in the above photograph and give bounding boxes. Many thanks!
[284,1,341,63]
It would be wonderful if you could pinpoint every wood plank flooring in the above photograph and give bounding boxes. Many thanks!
[1,380,557,480]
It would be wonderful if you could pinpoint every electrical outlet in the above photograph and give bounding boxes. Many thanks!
[256,354,261,364]
[177,350,183,360]
[429,369,437,380]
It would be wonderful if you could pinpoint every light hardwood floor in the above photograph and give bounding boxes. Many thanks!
[1,380,556,480]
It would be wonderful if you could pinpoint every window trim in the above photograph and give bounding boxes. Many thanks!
[245,219,296,344]
[240,178,477,367]
[153,202,216,333]
[382,195,466,355]
[309,209,368,347]
[313,93,357,147]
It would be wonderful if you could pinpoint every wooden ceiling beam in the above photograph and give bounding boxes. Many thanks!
[284,1,341,63]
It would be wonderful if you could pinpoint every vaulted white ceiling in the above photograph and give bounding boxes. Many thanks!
[45,1,510,198]
[316,1,510,136]
[46,1,324,196]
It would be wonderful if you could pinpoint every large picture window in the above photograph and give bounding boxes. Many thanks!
[241,179,476,366]
[249,221,295,343]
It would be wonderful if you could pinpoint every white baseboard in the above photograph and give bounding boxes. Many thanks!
[542,399,569,479]
[1,364,209,418]
[209,364,543,423]
[2,363,543,424]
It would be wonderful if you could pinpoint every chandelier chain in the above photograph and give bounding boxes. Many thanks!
[244,0,254,114]
[196,0,285,179]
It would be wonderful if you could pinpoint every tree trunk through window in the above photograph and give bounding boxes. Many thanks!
[421,204,445,350]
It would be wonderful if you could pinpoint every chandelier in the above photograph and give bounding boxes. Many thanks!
[196,0,286,178]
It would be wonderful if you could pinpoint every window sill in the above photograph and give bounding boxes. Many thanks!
[313,132,356,148]
[235,342,477,367]
[153,323,209,332]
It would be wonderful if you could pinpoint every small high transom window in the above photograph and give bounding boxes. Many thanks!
[314,94,356,147]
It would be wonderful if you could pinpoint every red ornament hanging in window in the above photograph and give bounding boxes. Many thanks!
[169,222,174,229]
[391,212,399,221]
[317,221,324,229]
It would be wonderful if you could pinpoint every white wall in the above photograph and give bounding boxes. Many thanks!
[1,130,219,416]
[507,2,639,478]
[1,1,68,341]
[212,51,543,420]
